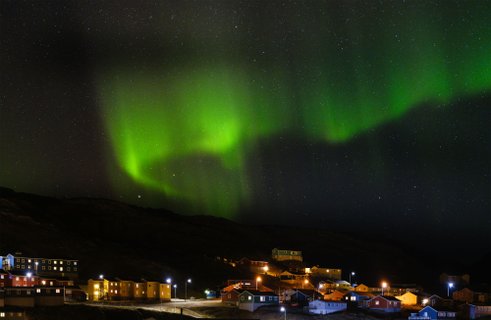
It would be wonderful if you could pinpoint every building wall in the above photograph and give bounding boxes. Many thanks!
[145,282,160,299]
[134,282,145,299]
[5,255,78,279]
[87,279,109,301]
[309,300,347,314]
[272,248,303,262]
[159,284,171,301]
[119,281,134,299]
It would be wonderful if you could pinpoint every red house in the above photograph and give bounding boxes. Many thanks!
[367,295,401,313]
[0,269,9,287]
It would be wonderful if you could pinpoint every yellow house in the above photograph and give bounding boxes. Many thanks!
[87,278,109,301]
[134,282,146,299]
[145,281,160,300]
[395,291,418,305]
[159,283,171,301]
[355,284,369,292]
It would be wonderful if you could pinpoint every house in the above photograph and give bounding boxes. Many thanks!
[238,290,279,312]
[453,288,489,304]
[133,281,146,299]
[221,288,242,304]
[87,278,109,301]
[285,289,322,306]
[355,284,370,292]
[145,281,160,300]
[396,291,418,306]
[272,248,303,262]
[452,288,474,303]
[64,286,87,302]
[305,267,342,281]
[0,253,79,279]
[344,291,374,307]
[159,283,171,301]
[334,280,353,290]
[426,295,453,308]
[7,271,39,287]
[238,258,269,274]
[0,269,9,287]
[115,279,134,300]
[367,295,401,313]
[308,300,347,315]
[324,290,347,301]
[408,306,456,320]
[466,304,491,319]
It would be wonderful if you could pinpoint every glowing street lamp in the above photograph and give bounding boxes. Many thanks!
[263,266,269,274]
[349,272,355,284]
[99,274,104,280]
[422,298,429,305]
[256,276,262,290]
[166,277,172,284]
[302,279,309,289]
[173,284,177,299]
[381,281,388,296]
[185,278,192,301]
[280,306,287,320]
[447,282,454,297]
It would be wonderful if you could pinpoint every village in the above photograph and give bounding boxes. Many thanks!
[0,249,490,320]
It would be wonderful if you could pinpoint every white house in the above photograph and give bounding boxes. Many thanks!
[308,300,347,315]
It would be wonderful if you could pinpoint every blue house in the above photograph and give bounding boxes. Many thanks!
[408,306,456,320]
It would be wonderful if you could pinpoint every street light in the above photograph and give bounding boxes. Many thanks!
[99,274,104,280]
[381,281,388,296]
[302,279,309,289]
[173,284,177,299]
[256,276,262,290]
[447,282,454,297]
[166,278,172,284]
[280,306,287,320]
[349,272,355,284]
[185,278,192,301]
[422,298,428,306]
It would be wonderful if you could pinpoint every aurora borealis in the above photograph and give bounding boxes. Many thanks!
[1,1,490,247]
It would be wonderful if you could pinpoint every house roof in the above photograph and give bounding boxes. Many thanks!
[374,295,402,302]
[8,270,38,276]
[239,289,278,296]
[420,305,457,313]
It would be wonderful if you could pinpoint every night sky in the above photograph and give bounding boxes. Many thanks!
[1,1,490,255]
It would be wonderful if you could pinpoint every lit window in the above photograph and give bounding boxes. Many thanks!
[28,259,31,263]
[54,261,57,264]
[375,301,380,305]
[248,296,252,300]
[54,267,57,270]
[260,296,266,302]
[0,275,3,279]
[49,281,53,286]
[36,289,41,293]
[74,262,77,266]
[60,267,63,271]
[1,312,5,317]
[16,277,19,281]
[115,290,118,294]
[60,261,63,265]
[42,280,46,285]
[56,289,60,293]
[94,284,99,289]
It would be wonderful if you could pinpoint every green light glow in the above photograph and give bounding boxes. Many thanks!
[98,2,491,217]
